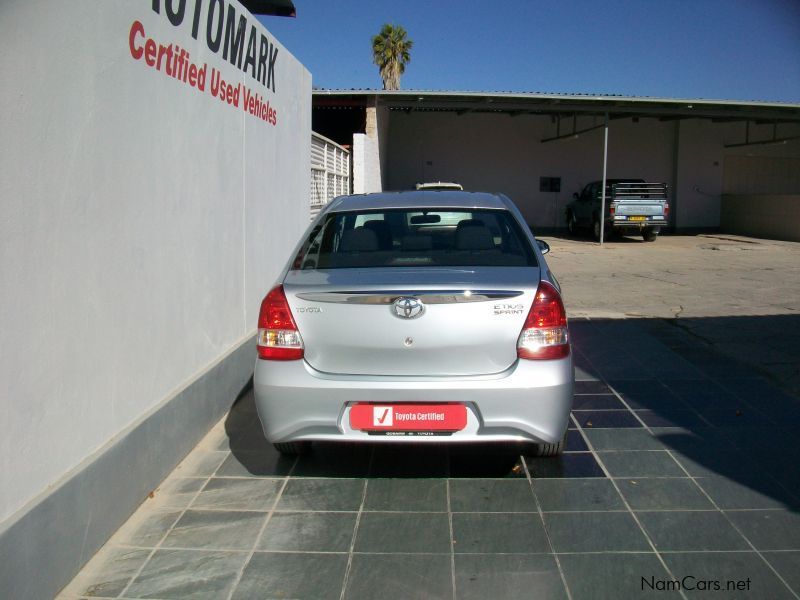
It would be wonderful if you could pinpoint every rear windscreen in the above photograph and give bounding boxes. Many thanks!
[291,208,537,269]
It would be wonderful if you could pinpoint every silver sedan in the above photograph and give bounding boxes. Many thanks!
[254,191,573,455]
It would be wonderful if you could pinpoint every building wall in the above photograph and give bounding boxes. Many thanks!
[721,195,800,241]
[383,111,800,230]
[385,111,677,228]
[0,0,310,528]
[352,133,382,193]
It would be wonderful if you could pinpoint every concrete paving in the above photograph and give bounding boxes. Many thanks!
[56,235,800,600]
[544,233,800,395]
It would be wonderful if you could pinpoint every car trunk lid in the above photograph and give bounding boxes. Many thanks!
[283,267,540,376]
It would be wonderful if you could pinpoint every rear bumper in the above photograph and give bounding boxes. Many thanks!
[610,218,666,230]
[253,355,574,445]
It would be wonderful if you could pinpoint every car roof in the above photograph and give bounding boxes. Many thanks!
[326,190,509,212]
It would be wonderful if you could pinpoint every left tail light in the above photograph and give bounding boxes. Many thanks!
[257,285,304,360]
[517,281,570,360]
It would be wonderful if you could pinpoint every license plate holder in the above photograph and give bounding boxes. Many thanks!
[350,403,467,432]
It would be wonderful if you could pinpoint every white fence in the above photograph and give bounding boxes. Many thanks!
[311,132,350,218]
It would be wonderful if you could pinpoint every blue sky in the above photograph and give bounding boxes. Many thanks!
[259,0,800,102]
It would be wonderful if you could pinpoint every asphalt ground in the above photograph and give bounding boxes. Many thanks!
[57,235,800,600]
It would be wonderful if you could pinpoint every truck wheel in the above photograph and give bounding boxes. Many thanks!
[593,219,609,242]
[642,227,659,242]
[567,212,577,236]
[273,441,311,455]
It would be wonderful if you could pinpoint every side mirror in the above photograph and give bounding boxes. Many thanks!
[573,192,579,201]
[537,239,550,255]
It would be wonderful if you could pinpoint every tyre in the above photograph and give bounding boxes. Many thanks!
[592,219,609,242]
[273,441,311,455]
[566,211,577,236]
[642,227,659,242]
[532,431,566,457]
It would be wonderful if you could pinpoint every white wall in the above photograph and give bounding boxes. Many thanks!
[0,0,310,523]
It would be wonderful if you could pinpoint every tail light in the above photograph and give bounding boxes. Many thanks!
[664,203,670,218]
[517,281,570,360]
[257,285,304,360]
[609,204,615,216]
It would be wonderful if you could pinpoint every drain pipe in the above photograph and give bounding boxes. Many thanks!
[600,112,609,245]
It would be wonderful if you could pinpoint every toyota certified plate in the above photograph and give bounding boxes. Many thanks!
[350,403,467,433]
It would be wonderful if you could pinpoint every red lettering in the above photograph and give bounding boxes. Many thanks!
[129,20,145,59]
[188,63,197,87]
[144,39,157,66]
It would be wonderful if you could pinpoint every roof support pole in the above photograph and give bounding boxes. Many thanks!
[600,112,609,246]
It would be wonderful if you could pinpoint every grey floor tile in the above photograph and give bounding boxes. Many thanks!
[449,479,537,512]
[572,394,625,410]
[726,511,800,550]
[559,553,679,600]
[172,451,228,478]
[534,478,626,511]
[544,512,650,552]
[126,549,247,600]
[696,475,797,510]
[355,512,451,553]
[363,478,447,512]
[161,510,265,550]
[149,477,207,509]
[191,478,283,511]
[63,547,150,598]
[216,428,273,453]
[258,511,357,552]
[637,511,750,551]
[215,450,295,477]
[635,409,707,428]
[598,451,686,478]
[525,453,606,478]
[573,410,643,428]
[232,552,348,600]
[616,478,714,510]
[662,552,795,599]
[448,446,528,478]
[564,430,589,452]
[344,553,452,600]
[583,428,666,450]
[455,553,567,600]
[452,512,551,553]
[277,478,365,511]
[292,443,372,477]
[114,510,182,547]
[369,445,450,478]
[763,552,800,596]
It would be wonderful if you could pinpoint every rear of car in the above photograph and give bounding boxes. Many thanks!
[253,191,573,454]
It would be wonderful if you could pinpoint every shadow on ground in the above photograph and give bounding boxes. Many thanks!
[224,315,800,511]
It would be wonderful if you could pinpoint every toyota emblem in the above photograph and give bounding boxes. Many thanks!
[392,297,425,319]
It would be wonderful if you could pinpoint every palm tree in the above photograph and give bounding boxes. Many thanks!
[371,24,413,90]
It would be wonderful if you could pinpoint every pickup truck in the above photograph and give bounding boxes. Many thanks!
[566,179,669,242]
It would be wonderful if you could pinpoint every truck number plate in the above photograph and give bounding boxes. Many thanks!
[629,216,646,221]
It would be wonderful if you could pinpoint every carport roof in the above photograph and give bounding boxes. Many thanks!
[313,89,800,124]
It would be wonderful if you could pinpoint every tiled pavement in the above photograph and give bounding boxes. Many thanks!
[58,318,800,599]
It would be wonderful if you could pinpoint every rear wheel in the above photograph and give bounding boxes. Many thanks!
[566,211,577,236]
[273,441,311,455]
[642,227,659,242]
[593,219,609,242]
[532,431,566,457]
